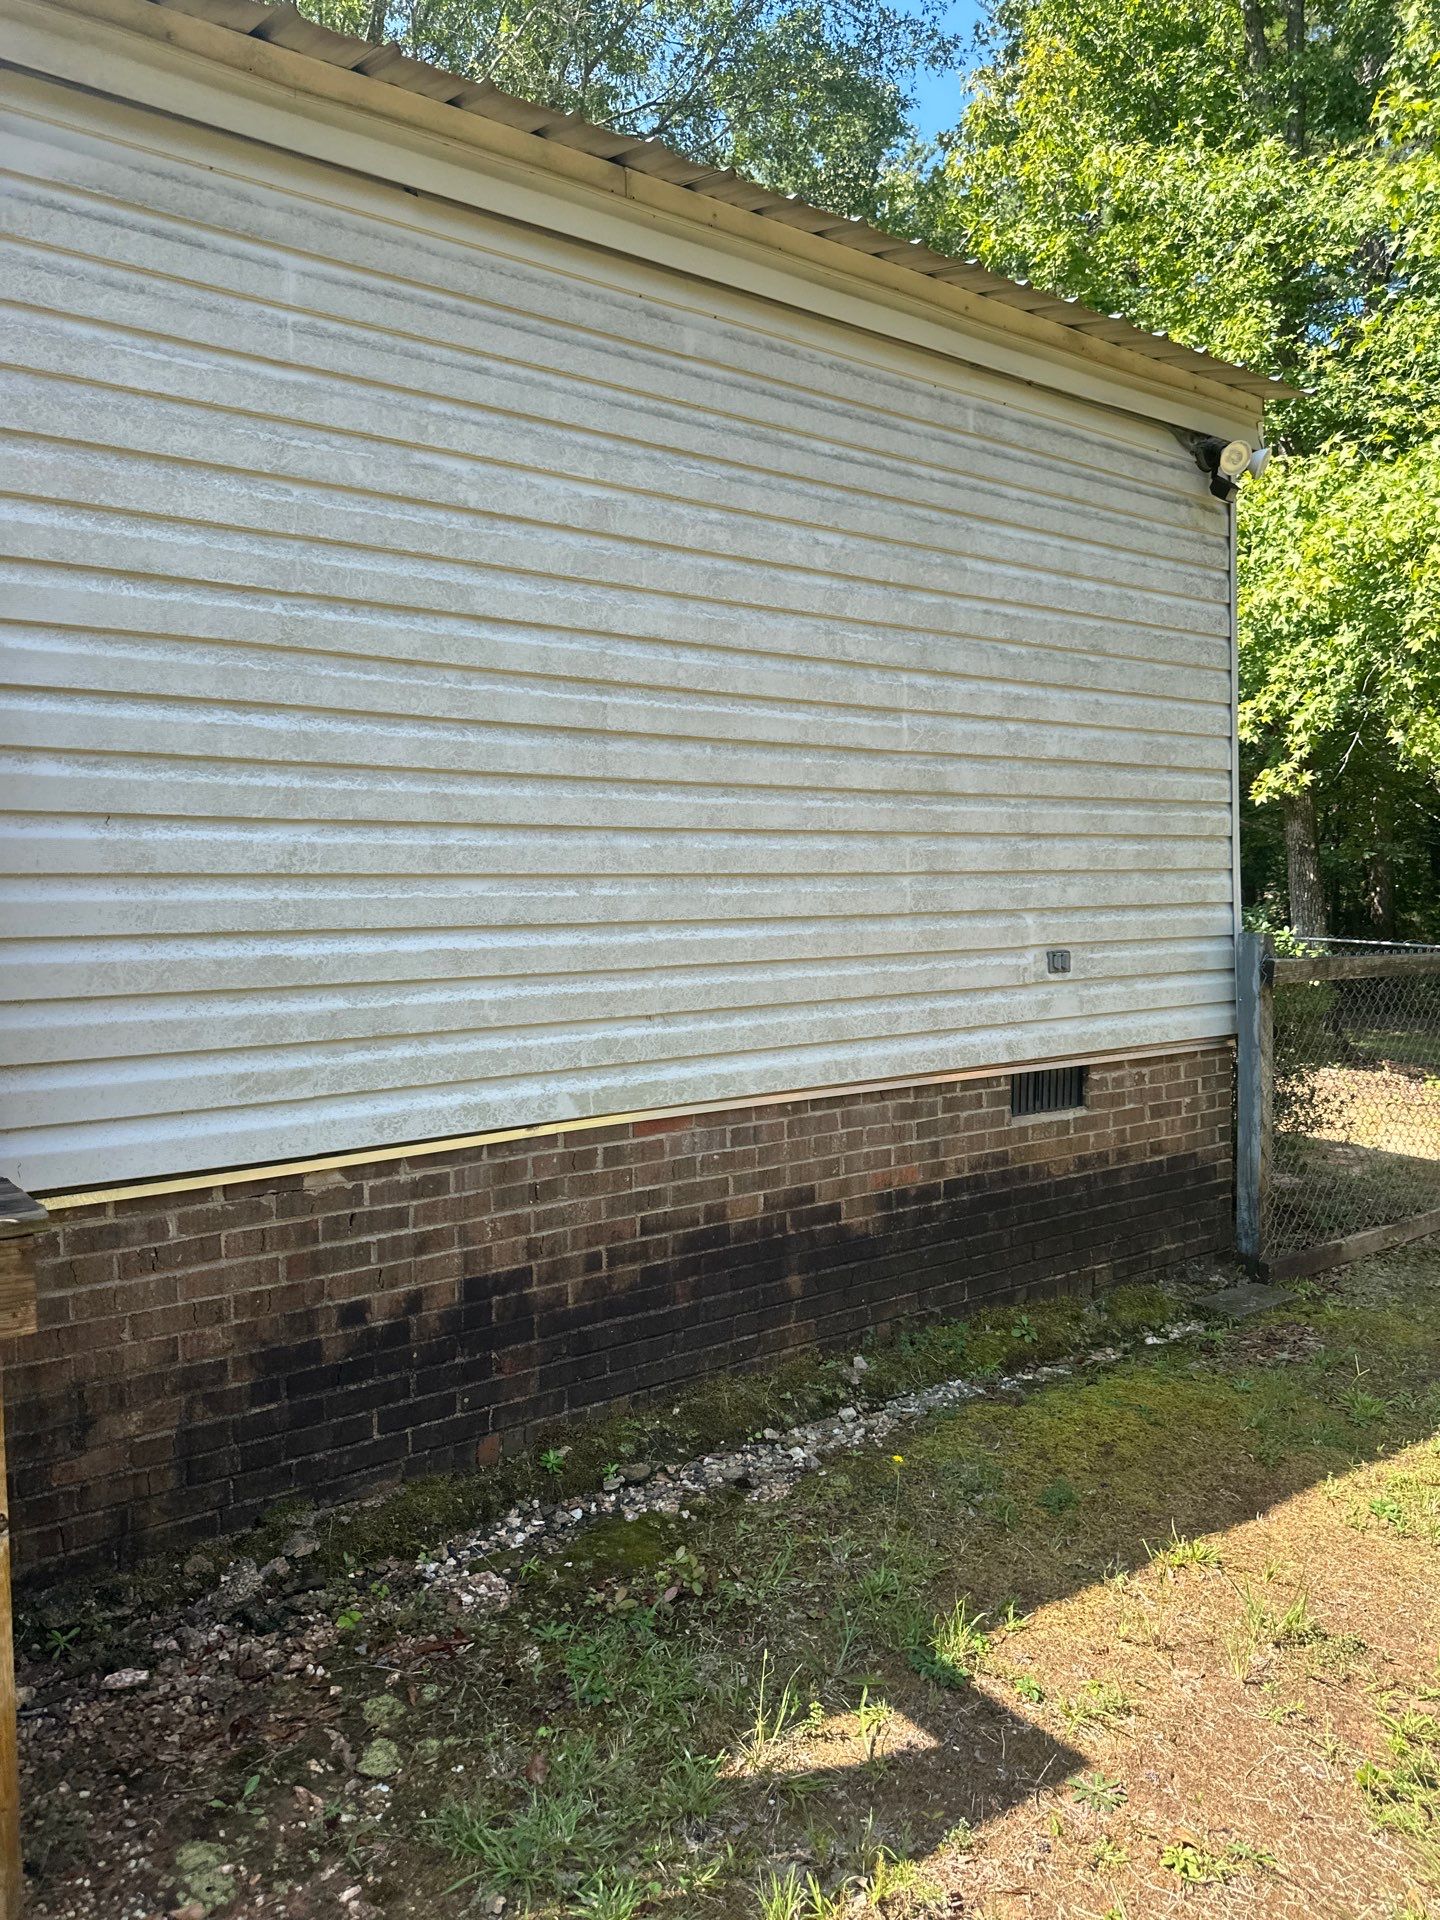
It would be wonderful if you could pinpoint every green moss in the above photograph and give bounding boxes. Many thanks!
[551,1512,683,1590]
[1093,1283,1177,1341]
[301,1469,518,1578]
[232,1289,1189,1585]
[860,1365,1334,1613]
[14,1274,1190,1641]
[357,1737,403,1779]
[173,1840,232,1912]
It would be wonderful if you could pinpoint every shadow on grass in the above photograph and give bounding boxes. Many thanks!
[458,1269,1440,1912]
[1271,1130,1440,1251]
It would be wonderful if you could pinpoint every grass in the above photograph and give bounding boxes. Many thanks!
[1358,1702,1440,1853]
[1159,1836,1276,1884]
[1147,1524,1222,1570]
[22,1246,1440,1919]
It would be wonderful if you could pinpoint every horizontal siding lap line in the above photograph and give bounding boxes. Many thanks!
[0,923,1237,987]
[0,933,1236,984]
[0,910,1238,945]
[0,154,1217,503]
[0,307,1230,570]
[1,512,1233,662]
[0,764,1236,822]
[0,667,1236,752]
[0,560,1234,687]
[2,608,1237,721]
[0,879,1244,917]
[5,868,1233,890]
[3,978,1242,1068]
[1,815,1234,849]
[0,868,1238,902]
[2,591,1244,714]
[0,906,1244,944]
[0,798,1234,841]
[0,963,1237,1006]
[5,510,1236,691]
[0,950,1238,1023]
[0,961,1238,1006]
[0,833,1236,879]
[0,349,1228,586]
[2,953,1235,1006]
[0,902,1238,937]
[5,433,1236,622]
[2,984,1240,1110]
[1,697,1236,782]
[4,528,1235,685]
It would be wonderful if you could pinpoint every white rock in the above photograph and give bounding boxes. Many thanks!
[100,1669,149,1691]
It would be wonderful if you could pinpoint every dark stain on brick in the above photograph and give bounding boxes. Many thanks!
[8,1050,1234,1573]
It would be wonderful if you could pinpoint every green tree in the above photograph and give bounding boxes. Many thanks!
[296,0,958,219]
[908,0,1440,937]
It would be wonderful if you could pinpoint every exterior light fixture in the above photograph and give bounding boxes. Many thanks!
[1193,435,1267,502]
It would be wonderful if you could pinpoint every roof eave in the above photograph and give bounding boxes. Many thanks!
[13,0,1297,417]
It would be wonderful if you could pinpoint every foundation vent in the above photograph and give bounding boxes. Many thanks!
[1010,1066,1088,1118]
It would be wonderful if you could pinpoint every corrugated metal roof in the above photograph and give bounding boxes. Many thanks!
[146,0,1286,403]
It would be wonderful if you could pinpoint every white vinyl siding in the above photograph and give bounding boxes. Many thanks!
[0,74,1238,1192]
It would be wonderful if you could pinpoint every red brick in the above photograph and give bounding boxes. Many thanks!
[11,1044,1233,1577]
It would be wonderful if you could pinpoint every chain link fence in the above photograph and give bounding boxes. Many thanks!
[1238,934,1440,1279]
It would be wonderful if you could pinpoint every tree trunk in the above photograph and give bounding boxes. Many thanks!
[1284,788,1327,935]
[1364,849,1396,941]
[1241,0,1271,72]
[1285,0,1306,150]
[1363,796,1397,941]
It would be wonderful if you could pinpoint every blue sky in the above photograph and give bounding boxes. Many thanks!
[903,0,986,143]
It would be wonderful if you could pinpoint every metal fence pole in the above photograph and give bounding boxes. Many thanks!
[1235,930,1273,1271]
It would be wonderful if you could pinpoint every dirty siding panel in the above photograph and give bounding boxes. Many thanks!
[0,78,1238,1191]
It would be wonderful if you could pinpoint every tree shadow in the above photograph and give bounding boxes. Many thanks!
[645,1303,1440,1901]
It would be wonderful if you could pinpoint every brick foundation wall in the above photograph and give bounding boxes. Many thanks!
[5,1045,1233,1573]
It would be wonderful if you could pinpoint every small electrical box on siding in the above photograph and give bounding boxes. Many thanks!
[1046,949,1072,975]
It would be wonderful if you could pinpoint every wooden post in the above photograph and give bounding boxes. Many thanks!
[0,1363,17,1920]
[1235,931,1273,1272]
[0,1179,45,1920]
